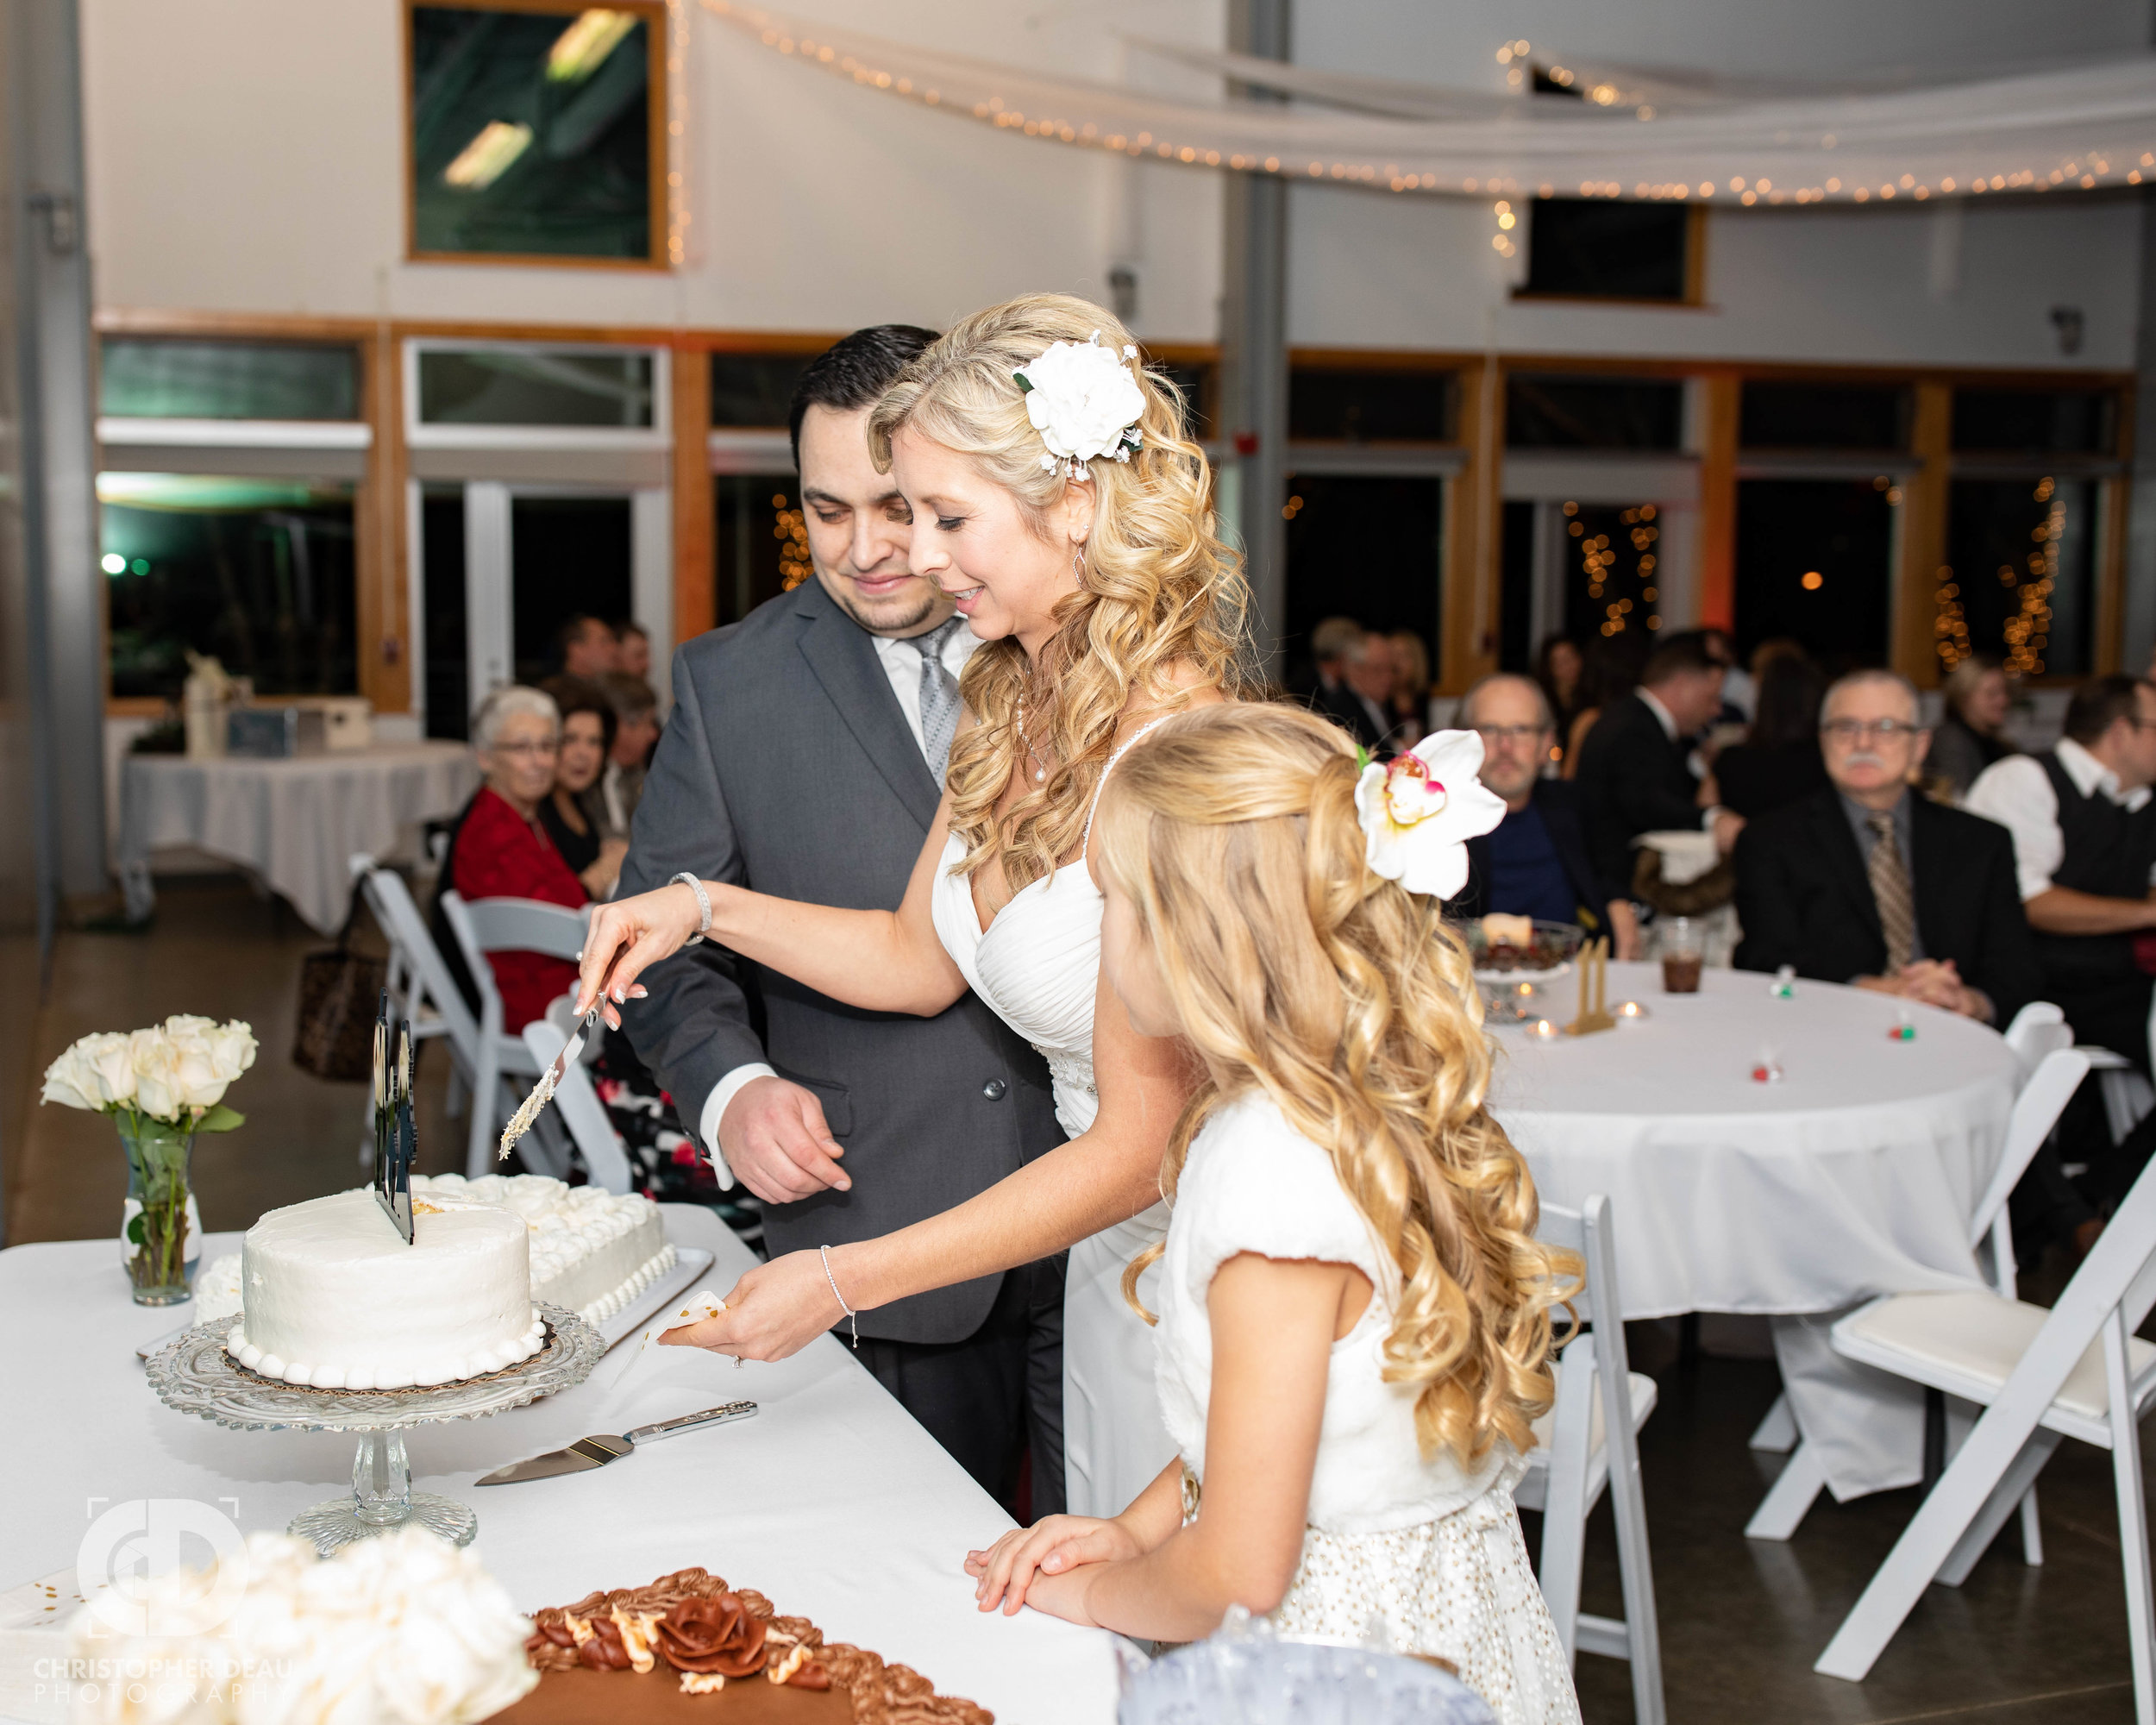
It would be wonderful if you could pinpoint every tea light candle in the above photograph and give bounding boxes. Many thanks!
[1614,1000,1648,1019]
[1529,1019,1559,1039]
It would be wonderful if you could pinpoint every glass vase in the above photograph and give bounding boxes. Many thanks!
[116,1113,199,1306]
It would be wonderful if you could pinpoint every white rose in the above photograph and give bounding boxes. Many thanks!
[41,1038,103,1111]
[1353,730,1507,902]
[83,1031,141,1106]
[163,1013,218,1039]
[1019,337,1146,464]
[204,1020,259,1082]
[130,1029,185,1121]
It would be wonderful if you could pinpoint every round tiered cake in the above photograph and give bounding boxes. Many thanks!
[225,1189,543,1389]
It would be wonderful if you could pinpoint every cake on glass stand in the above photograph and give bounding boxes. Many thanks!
[145,1004,605,1554]
[147,1305,604,1553]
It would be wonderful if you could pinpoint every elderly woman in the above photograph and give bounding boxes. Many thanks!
[444,686,588,1032]
[1932,653,2017,798]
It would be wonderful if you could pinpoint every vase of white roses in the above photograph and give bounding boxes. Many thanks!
[41,1015,258,1305]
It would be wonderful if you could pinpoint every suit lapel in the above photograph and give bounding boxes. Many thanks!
[1811,793,1883,942]
[791,584,943,832]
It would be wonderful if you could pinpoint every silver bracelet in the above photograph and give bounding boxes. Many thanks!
[669,872,712,946]
[820,1245,859,1349]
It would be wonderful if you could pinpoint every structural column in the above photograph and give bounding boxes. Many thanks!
[1217,0,1289,671]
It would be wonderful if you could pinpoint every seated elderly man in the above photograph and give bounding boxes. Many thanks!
[1454,673,1639,957]
[1305,616,1393,753]
[1733,668,2039,1026]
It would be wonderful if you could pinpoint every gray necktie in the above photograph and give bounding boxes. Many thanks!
[915,618,967,781]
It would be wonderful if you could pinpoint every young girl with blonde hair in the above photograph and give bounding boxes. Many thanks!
[577,293,1251,1519]
[967,703,1582,1725]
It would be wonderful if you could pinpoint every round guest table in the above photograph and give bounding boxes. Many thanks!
[1487,960,2018,1502]
[116,743,479,935]
[0,1207,1118,1725]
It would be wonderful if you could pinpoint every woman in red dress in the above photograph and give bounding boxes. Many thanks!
[452,687,588,1031]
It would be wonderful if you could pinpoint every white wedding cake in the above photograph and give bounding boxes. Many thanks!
[226,1189,543,1389]
[409,1173,676,1323]
[216,1175,674,1390]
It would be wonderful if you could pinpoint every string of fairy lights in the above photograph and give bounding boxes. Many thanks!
[700,3,2156,211]
[1564,501,1662,638]
[1933,477,2062,678]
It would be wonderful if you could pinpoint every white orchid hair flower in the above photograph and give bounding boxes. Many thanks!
[1353,730,1507,901]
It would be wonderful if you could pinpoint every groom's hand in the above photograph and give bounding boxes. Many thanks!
[719,1075,849,1203]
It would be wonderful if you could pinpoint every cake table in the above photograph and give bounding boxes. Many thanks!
[0,1205,1119,1725]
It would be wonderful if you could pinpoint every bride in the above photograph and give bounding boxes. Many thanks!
[573,292,1253,1518]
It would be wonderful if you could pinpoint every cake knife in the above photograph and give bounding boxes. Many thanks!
[497,1000,603,1162]
[473,1402,759,1484]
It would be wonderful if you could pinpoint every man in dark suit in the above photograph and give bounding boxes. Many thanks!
[1452,674,1640,956]
[1576,629,1745,894]
[617,328,1067,1514]
[1305,616,1392,752]
[1734,668,2040,1026]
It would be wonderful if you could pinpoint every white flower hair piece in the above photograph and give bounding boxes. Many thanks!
[1353,730,1507,901]
[1013,330,1145,480]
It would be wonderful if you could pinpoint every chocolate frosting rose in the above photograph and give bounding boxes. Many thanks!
[654,1592,768,1677]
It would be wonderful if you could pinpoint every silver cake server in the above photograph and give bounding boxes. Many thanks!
[473,1401,758,1485]
[497,1000,602,1162]
[371,1000,416,1245]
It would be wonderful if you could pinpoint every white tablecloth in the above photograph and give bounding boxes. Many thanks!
[117,744,479,934]
[1489,961,2017,1499]
[0,1208,1117,1725]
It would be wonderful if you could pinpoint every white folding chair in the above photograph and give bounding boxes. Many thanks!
[1517,1193,1665,1725]
[1745,1046,2090,1547]
[436,891,596,1176]
[1814,1141,2156,1717]
[351,854,482,1141]
[521,1014,635,1194]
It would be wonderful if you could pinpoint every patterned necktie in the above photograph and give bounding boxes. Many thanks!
[1867,812,1916,973]
[914,617,967,782]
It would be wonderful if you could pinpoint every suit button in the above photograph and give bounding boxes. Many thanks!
[982,1079,1007,1101]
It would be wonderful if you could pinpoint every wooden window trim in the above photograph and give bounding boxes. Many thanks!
[403,0,669,272]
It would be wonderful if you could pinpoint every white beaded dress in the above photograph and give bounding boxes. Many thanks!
[1155,1091,1581,1725]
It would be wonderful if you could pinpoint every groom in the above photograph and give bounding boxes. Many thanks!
[618,327,1067,1514]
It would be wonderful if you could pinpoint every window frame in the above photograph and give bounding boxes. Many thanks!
[1512,203,1708,309]
[403,0,670,271]
[403,336,672,449]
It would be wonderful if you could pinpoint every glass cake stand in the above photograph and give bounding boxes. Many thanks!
[146,1305,605,1554]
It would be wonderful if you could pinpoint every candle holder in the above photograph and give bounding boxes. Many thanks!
[1563,938,1618,1037]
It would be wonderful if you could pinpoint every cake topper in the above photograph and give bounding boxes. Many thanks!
[371,992,416,1244]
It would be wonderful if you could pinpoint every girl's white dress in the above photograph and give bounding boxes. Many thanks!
[1155,1091,1582,1725]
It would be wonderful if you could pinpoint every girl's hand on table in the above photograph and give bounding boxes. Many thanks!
[965,1515,1139,1615]
[657,1251,847,1362]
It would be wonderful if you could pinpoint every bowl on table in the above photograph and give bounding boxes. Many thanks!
[1461,918,1586,1023]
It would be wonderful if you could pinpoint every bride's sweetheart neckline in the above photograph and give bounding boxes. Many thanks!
[966,854,1092,940]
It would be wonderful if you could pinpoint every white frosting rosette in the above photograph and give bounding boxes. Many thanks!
[1352,730,1507,901]
[1015,331,1145,475]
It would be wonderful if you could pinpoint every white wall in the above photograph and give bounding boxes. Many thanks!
[80,0,1226,342]
[78,0,2147,366]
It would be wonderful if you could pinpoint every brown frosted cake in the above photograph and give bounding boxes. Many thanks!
[493,1567,992,1725]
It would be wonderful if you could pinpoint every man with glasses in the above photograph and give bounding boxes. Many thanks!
[1734,668,2038,1028]
[1453,674,1639,957]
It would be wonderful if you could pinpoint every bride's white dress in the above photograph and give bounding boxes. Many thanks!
[927,736,1174,1520]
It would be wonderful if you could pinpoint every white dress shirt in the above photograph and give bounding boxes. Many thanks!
[696,619,982,1187]
[1965,736,2156,902]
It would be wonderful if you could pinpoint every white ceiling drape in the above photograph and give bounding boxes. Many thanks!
[701,0,2156,206]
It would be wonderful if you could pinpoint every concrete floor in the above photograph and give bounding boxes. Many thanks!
[5,874,2149,1722]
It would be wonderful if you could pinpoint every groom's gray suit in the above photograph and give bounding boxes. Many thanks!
[617,574,1066,1503]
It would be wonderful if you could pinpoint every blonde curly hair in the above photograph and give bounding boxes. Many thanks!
[1092,703,1577,1467]
[866,293,1255,893]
